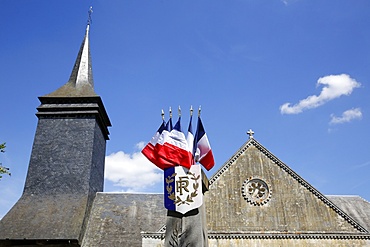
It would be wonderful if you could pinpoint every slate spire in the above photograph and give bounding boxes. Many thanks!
[46,20,96,96]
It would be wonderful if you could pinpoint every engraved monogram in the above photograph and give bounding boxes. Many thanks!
[166,171,200,206]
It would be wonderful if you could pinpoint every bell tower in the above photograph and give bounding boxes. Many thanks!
[0,10,111,246]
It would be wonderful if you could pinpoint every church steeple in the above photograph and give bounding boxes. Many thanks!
[46,9,96,97]
[67,24,95,92]
[0,7,111,245]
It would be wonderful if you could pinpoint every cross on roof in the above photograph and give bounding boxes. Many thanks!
[247,129,254,139]
[87,6,93,25]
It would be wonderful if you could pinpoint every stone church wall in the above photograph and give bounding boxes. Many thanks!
[208,238,370,246]
[140,236,370,247]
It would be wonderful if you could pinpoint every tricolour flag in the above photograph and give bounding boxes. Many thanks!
[156,117,193,169]
[142,119,174,170]
[164,164,202,214]
[186,114,195,166]
[193,116,215,171]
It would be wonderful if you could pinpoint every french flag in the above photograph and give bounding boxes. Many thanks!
[186,114,195,166]
[193,116,215,171]
[141,119,174,170]
[156,117,193,169]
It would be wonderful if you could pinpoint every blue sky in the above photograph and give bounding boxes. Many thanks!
[1,0,370,218]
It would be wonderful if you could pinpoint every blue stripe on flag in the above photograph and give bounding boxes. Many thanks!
[193,116,205,154]
[164,167,176,211]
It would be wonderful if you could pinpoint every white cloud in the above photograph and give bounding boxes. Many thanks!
[330,108,362,125]
[281,0,301,6]
[104,145,162,192]
[351,160,370,170]
[135,141,146,150]
[280,74,361,114]
[281,0,292,5]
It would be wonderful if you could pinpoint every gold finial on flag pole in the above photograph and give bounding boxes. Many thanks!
[161,109,165,120]
[190,106,193,116]
[198,106,201,117]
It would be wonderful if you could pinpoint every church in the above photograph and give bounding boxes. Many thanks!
[0,18,370,247]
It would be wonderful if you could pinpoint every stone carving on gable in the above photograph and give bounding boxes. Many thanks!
[242,176,271,206]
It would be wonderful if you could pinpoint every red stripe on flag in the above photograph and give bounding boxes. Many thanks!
[199,149,214,171]
[157,142,193,169]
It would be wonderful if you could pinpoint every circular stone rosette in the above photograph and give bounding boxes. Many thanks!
[241,177,272,206]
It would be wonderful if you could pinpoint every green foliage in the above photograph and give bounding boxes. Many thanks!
[0,142,11,179]
[0,143,5,152]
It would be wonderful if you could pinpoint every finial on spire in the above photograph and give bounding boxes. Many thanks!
[169,107,173,119]
[247,129,254,139]
[190,106,193,116]
[161,109,165,120]
[178,106,181,117]
[87,6,93,25]
[198,106,202,117]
